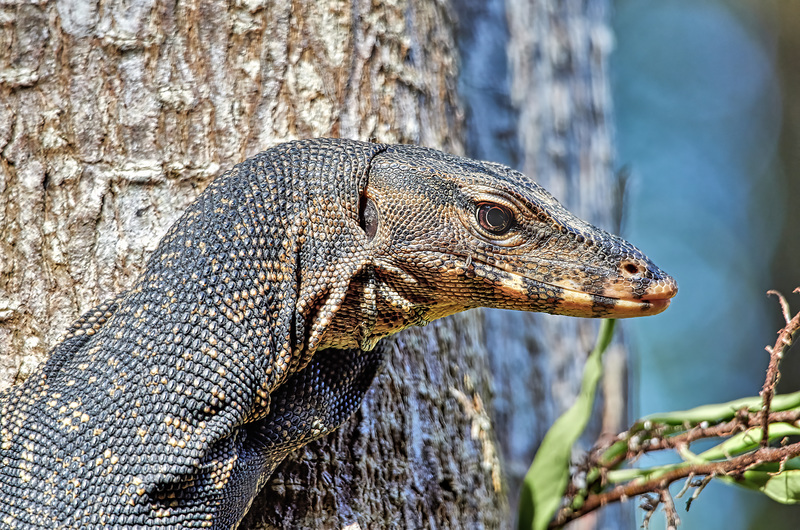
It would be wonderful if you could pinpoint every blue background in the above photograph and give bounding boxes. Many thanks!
[613,0,800,527]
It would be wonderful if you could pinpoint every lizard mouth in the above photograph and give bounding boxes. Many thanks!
[555,287,674,318]
[488,265,677,318]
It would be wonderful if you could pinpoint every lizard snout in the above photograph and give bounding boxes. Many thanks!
[608,257,678,302]
[586,257,678,317]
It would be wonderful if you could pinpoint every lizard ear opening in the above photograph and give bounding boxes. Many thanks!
[358,194,379,241]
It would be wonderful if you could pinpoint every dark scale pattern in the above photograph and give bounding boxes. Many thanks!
[0,138,676,529]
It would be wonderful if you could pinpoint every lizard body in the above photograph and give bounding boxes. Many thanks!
[0,138,676,528]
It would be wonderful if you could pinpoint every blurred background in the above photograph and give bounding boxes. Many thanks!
[613,0,800,527]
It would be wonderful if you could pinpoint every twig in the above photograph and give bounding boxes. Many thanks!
[673,473,694,500]
[640,493,659,529]
[660,488,680,530]
[551,288,800,529]
[685,475,712,511]
[592,409,800,471]
[553,440,800,526]
[770,289,793,325]
[760,290,800,447]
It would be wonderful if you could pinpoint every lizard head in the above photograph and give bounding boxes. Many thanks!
[355,145,677,329]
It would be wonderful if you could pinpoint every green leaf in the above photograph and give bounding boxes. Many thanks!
[606,462,685,484]
[517,319,617,530]
[719,459,800,504]
[606,425,800,486]
[695,424,800,462]
[643,391,800,426]
[757,470,800,503]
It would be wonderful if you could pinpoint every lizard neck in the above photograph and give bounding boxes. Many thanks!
[318,262,466,351]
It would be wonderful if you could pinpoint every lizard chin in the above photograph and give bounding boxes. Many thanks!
[554,287,675,318]
[490,265,677,318]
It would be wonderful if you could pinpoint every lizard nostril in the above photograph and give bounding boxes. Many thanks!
[621,261,642,277]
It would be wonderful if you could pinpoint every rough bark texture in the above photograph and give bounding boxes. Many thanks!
[457,1,629,527]
[0,0,627,528]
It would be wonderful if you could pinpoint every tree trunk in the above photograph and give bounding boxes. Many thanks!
[457,2,630,527]
[0,0,627,528]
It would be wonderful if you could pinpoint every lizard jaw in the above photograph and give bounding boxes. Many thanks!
[492,271,677,318]
[555,287,674,318]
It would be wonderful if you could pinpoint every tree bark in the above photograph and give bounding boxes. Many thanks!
[0,0,627,528]
[457,3,630,527]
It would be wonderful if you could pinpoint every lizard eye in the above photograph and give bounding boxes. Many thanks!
[476,203,514,235]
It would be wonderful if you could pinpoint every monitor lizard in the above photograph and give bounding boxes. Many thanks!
[0,138,677,528]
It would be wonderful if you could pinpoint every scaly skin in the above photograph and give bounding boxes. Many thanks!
[0,138,676,529]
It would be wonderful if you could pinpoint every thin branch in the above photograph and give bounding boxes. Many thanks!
[660,488,680,530]
[685,475,712,511]
[760,291,800,447]
[592,409,800,472]
[768,290,793,325]
[640,493,659,530]
[673,473,694,500]
[550,289,800,529]
[553,440,800,526]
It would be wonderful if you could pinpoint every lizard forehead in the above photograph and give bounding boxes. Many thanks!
[369,145,553,210]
